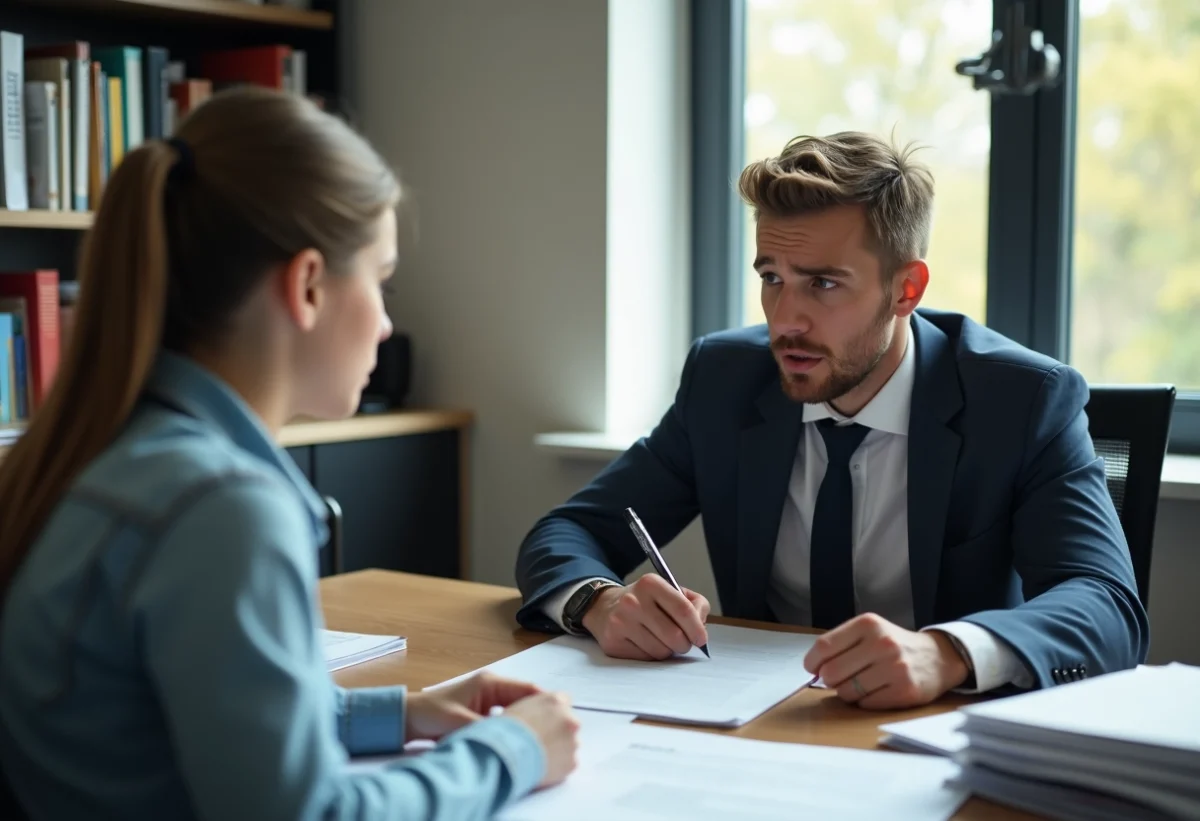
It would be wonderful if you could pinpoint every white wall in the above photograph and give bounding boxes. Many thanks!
[352,0,612,586]
[353,0,1196,666]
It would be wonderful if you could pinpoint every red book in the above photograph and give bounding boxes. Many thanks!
[0,271,60,410]
[169,79,213,117]
[200,46,291,90]
[24,41,90,61]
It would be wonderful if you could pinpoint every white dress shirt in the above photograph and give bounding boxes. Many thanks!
[546,334,1034,693]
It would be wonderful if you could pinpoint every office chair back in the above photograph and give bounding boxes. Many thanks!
[0,774,25,821]
[1083,384,1176,609]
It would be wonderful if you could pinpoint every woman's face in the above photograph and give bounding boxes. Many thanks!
[297,209,397,420]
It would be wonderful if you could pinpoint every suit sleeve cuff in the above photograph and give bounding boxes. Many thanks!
[335,685,407,755]
[542,577,611,634]
[923,621,1036,693]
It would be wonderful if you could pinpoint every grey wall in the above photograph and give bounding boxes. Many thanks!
[353,0,1196,666]
[354,0,612,586]
[1146,501,1200,664]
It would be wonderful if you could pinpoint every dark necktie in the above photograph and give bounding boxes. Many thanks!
[810,418,870,629]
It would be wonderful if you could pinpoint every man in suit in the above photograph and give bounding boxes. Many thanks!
[515,132,1148,709]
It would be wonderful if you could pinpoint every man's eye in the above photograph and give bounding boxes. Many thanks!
[812,277,837,291]
[759,272,782,285]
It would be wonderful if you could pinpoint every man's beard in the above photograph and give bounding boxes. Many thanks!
[772,295,894,405]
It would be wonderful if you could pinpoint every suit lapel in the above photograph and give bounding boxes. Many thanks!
[735,380,804,621]
[907,314,964,628]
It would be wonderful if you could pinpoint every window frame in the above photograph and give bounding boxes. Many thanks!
[692,0,1200,454]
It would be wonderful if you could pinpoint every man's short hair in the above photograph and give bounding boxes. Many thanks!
[738,132,935,277]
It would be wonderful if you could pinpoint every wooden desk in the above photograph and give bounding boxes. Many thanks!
[323,570,1038,821]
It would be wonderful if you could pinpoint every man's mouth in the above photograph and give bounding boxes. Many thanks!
[780,352,824,374]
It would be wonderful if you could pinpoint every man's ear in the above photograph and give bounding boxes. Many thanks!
[279,248,327,332]
[892,260,930,318]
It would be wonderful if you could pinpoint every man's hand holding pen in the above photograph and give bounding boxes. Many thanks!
[581,575,711,661]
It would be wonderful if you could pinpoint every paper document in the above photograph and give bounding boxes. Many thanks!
[879,711,967,757]
[499,720,967,821]
[322,629,407,672]
[430,623,820,727]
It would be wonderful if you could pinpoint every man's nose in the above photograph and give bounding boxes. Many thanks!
[768,284,814,336]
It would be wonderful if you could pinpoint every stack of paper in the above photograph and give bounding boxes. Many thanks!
[952,663,1200,821]
[879,711,967,757]
[322,629,407,672]
[427,623,821,727]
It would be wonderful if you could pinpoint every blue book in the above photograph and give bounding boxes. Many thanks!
[0,299,30,420]
[12,328,28,419]
[0,313,13,424]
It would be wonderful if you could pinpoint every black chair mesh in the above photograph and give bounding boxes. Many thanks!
[1094,438,1131,516]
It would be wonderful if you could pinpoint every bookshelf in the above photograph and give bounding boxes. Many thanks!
[0,210,93,230]
[19,0,335,31]
[0,0,347,419]
[0,2,471,580]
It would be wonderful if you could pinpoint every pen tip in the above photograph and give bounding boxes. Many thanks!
[700,644,711,658]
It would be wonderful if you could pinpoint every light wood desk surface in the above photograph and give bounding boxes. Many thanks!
[322,569,1038,821]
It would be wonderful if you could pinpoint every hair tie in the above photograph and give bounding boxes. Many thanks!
[167,137,195,179]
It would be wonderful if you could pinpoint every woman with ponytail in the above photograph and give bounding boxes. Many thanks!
[0,87,577,821]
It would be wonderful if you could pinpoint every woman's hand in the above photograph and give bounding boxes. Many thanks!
[404,672,542,741]
[504,692,580,788]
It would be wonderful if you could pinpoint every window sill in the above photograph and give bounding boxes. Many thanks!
[536,432,1200,501]
[1162,454,1200,501]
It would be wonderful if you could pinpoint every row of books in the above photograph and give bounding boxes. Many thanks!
[0,32,309,213]
[0,270,60,426]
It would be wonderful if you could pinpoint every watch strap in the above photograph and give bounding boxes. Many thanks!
[562,579,620,635]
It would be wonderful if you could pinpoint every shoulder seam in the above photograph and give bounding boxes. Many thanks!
[958,354,1058,376]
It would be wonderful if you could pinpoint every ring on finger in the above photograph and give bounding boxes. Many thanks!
[851,675,867,697]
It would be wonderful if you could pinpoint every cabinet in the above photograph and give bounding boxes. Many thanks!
[1,411,473,580]
[279,410,472,580]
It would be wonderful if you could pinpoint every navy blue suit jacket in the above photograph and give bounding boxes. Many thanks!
[515,310,1149,689]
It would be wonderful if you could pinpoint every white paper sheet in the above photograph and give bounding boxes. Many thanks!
[879,711,967,757]
[498,720,968,821]
[322,629,407,672]
[428,623,821,727]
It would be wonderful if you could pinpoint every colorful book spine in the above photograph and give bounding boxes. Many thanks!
[0,30,28,210]
[23,58,72,213]
[0,270,59,410]
[24,41,89,211]
[94,46,143,152]
[0,312,12,423]
[24,80,60,210]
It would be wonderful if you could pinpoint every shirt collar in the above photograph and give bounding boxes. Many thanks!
[801,324,915,436]
[142,350,329,528]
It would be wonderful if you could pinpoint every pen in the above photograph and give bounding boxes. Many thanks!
[623,506,711,658]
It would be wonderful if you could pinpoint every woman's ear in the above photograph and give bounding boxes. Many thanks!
[279,248,327,331]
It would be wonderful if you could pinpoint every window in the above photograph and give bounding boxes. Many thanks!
[693,0,1200,453]
[741,0,992,328]
[1071,0,1200,393]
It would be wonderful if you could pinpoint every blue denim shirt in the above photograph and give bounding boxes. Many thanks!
[0,352,544,820]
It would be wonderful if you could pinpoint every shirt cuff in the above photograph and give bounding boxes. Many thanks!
[443,715,547,801]
[335,685,407,756]
[542,577,612,634]
[923,621,1036,693]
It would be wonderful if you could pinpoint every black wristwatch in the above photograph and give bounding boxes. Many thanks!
[562,579,620,635]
